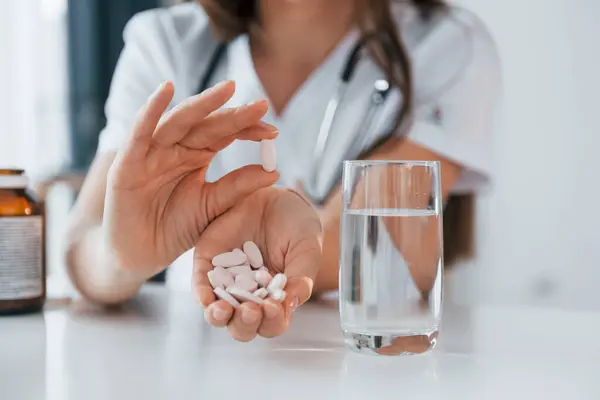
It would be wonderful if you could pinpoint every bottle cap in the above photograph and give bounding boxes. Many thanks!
[0,169,29,189]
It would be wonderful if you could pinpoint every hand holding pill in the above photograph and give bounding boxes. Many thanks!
[193,187,322,342]
[102,80,281,278]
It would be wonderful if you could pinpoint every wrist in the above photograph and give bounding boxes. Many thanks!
[100,222,163,282]
[66,224,148,305]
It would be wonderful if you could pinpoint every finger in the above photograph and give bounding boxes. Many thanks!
[283,256,319,307]
[257,282,304,339]
[122,81,174,161]
[277,190,322,305]
[179,100,270,149]
[204,301,234,328]
[282,238,321,306]
[207,123,279,153]
[282,277,313,309]
[192,249,216,307]
[228,302,263,342]
[258,299,288,338]
[152,80,235,146]
[203,165,280,223]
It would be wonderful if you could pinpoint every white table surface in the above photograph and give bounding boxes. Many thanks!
[1,285,600,400]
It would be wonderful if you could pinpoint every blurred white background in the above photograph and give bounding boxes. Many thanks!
[1,0,599,309]
[0,0,70,174]
[451,0,600,310]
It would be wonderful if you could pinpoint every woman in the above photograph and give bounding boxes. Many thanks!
[65,0,500,342]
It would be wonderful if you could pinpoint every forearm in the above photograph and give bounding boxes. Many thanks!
[65,224,149,306]
[313,217,340,293]
[313,191,343,293]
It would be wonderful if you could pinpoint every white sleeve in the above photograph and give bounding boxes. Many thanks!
[406,10,502,193]
[96,10,178,153]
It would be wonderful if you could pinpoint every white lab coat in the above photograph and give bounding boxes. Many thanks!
[97,2,501,290]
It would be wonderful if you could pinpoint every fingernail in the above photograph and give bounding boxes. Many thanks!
[258,121,278,134]
[264,302,279,319]
[246,99,268,109]
[212,308,228,321]
[203,308,212,321]
[151,81,169,98]
[241,308,259,324]
[212,80,234,91]
[288,297,299,313]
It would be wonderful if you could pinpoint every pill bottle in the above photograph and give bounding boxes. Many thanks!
[0,169,45,315]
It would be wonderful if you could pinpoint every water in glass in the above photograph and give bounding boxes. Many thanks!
[339,208,442,355]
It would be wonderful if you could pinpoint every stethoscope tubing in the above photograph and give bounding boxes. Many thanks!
[196,33,395,206]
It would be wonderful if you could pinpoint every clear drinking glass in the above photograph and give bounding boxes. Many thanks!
[339,160,443,356]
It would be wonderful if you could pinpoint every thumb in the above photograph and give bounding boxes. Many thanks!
[203,165,279,222]
[284,277,315,309]
[282,237,322,307]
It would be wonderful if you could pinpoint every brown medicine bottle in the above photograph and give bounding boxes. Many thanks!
[0,169,45,315]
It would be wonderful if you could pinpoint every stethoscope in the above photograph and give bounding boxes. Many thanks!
[196,34,396,206]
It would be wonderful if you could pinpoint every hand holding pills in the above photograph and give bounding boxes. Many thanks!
[194,187,322,342]
[103,80,280,279]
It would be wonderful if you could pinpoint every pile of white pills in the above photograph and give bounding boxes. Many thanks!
[208,241,288,309]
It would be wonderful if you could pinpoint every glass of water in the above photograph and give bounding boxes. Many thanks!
[339,160,443,356]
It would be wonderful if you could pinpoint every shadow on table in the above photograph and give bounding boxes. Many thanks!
[65,289,168,324]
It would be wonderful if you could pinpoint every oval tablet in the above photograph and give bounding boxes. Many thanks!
[214,287,241,309]
[235,272,256,283]
[232,248,247,259]
[267,273,287,294]
[213,266,232,277]
[232,279,258,293]
[254,270,272,288]
[228,265,253,277]
[227,287,264,305]
[211,251,247,268]
[213,267,234,288]
[260,139,277,172]
[270,289,287,302]
[253,288,269,299]
[207,270,225,290]
[242,241,264,269]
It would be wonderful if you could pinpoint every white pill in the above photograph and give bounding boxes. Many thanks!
[253,288,269,299]
[235,272,256,283]
[213,267,234,288]
[232,279,258,293]
[267,273,287,294]
[260,139,277,172]
[211,251,247,268]
[254,270,272,288]
[213,266,231,276]
[228,265,253,277]
[214,287,241,309]
[227,287,264,305]
[242,241,263,269]
[207,270,225,289]
[270,289,287,302]
[232,248,246,259]
[258,266,268,272]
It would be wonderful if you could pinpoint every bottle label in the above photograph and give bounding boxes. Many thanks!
[0,216,43,300]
